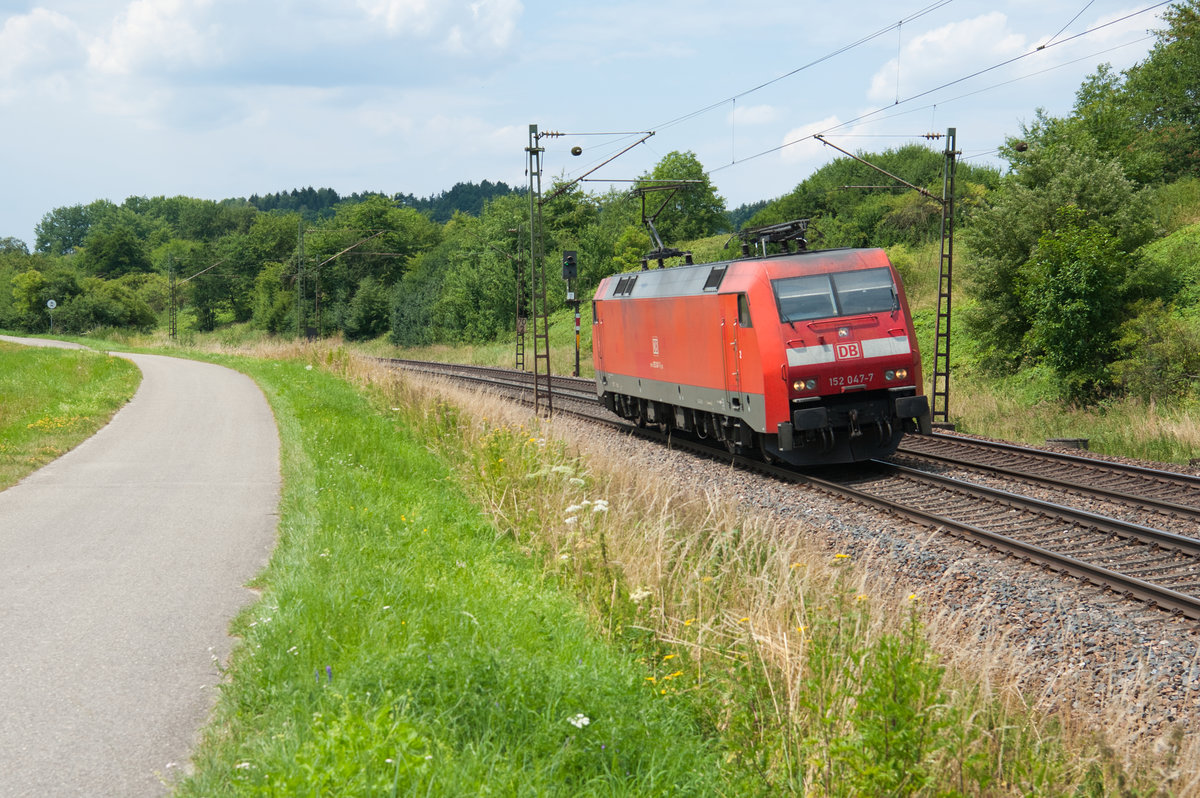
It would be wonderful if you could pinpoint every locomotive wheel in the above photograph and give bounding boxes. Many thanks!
[758,435,778,464]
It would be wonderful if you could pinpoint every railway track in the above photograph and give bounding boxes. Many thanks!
[381,358,1200,619]
[894,433,1200,524]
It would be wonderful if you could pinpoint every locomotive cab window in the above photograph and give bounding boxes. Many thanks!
[774,274,837,322]
[832,268,898,315]
[773,267,897,323]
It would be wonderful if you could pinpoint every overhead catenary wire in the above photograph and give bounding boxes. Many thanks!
[707,2,1168,174]
[1041,0,1098,49]
[556,0,956,185]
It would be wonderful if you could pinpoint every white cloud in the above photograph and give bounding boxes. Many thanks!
[88,0,220,76]
[780,116,841,165]
[357,0,522,52]
[0,9,86,81]
[730,104,778,126]
[867,12,1027,104]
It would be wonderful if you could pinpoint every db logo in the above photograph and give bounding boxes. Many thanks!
[835,342,862,360]
[652,336,660,355]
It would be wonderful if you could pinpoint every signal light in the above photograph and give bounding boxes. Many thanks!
[562,250,577,280]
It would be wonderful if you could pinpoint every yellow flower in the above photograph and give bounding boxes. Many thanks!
[790,562,804,569]
[907,593,918,602]
[855,594,868,602]
[663,654,676,661]
[834,553,850,559]
[683,618,696,626]
[738,617,749,623]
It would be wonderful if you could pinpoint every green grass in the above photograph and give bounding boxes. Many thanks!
[0,341,141,489]
[175,354,731,796]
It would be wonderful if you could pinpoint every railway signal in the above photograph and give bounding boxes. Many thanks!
[563,250,580,377]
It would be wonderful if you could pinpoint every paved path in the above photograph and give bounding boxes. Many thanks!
[0,345,280,796]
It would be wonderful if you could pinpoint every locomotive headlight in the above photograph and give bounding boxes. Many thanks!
[885,368,909,381]
[793,378,817,391]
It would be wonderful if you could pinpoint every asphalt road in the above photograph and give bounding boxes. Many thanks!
[0,344,280,796]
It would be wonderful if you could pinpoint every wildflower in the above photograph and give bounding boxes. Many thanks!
[663,654,676,661]
[630,587,652,604]
[855,594,868,602]
[790,562,804,569]
[568,713,590,729]
[834,553,850,559]
[683,618,696,626]
[592,502,608,513]
[566,504,583,514]
[738,617,749,623]
[565,516,578,525]
[235,762,253,770]
[646,676,657,683]
[305,365,313,371]
[569,477,585,486]
[907,593,918,602]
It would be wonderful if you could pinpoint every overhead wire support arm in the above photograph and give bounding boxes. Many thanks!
[542,131,655,203]
[814,134,941,202]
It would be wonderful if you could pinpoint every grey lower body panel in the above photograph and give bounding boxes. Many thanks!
[596,371,768,432]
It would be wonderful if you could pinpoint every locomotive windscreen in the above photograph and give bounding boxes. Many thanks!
[773,267,898,323]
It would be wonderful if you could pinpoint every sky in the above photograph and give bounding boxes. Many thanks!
[0,0,1172,247]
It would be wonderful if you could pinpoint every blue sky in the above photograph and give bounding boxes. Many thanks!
[0,0,1169,247]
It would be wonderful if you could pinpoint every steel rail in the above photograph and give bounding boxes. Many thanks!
[907,433,1200,489]
[892,445,1200,522]
[872,461,1200,554]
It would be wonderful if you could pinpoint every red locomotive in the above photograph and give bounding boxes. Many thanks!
[591,246,932,465]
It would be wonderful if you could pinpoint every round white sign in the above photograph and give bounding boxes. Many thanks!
[46,299,57,309]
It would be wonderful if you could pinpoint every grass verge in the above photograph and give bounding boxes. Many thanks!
[0,341,141,489]
[318,347,1189,796]
[175,350,732,796]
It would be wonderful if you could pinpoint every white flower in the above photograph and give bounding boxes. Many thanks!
[305,365,313,371]
[565,504,583,514]
[630,587,652,604]
[568,713,590,728]
[593,499,609,511]
[235,762,253,770]
[569,477,585,486]
[564,516,578,525]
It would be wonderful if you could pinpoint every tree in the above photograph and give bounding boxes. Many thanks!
[1021,208,1128,398]
[0,237,28,255]
[1122,0,1200,181]
[79,224,153,278]
[341,276,391,341]
[962,143,1152,373]
[637,151,726,244]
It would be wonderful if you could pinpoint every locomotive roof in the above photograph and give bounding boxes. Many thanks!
[598,247,891,301]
